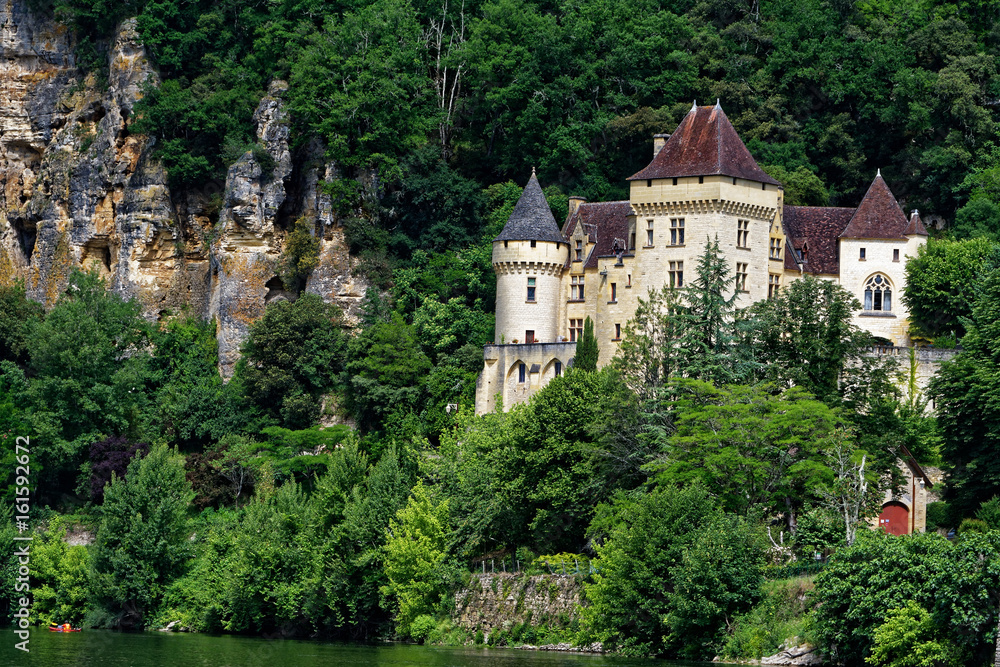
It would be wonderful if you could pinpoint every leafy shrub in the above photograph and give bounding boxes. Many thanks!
[88,436,150,503]
[925,502,951,532]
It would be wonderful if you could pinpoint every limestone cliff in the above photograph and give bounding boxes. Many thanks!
[0,2,366,374]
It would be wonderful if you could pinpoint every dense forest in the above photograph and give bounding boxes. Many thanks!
[7,0,1000,665]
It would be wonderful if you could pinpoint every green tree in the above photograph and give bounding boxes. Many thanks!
[238,293,347,429]
[0,281,43,367]
[930,250,1000,516]
[651,380,841,521]
[89,444,195,629]
[902,237,994,339]
[381,482,454,637]
[761,164,830,206]
[26,270,153,496]
[581,484,724,657]
[345,313,432,432]
[667,514,764,659]
[278,216,321,293]
[576,317,599,372]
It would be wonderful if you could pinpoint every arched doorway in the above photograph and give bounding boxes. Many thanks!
[878,502,909,536]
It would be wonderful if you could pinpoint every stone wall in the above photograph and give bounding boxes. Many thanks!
[452,573,583,638]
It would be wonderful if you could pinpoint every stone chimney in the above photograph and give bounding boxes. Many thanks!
[568,196,587,216]
[653,133,671,157]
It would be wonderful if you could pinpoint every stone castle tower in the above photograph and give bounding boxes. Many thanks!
[492,170,569,346]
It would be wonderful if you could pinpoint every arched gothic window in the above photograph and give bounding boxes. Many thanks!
[864,274,892,312]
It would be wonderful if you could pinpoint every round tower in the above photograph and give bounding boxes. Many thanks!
[493,171,568,345]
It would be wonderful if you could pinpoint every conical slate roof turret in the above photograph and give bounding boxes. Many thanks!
[839,171,909,239]
[904,209,928,236]
[494,171,565,243]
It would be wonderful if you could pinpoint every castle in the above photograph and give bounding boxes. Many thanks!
[474,101,929,415]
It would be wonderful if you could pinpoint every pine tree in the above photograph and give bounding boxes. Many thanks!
[576,316,599,372]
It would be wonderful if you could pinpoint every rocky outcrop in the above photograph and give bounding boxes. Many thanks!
[759,642,823,665]
[453,573,583,638]
[0,2,364,374]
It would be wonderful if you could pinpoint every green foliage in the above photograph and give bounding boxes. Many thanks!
[751,275,892,407]
[866,601,961,667]
[931,251,1000,516]
[438,367,633,555]
[925,502,952,532]
[238,294,346,429]
[344,313,432,432]
[902,237,994,339]
[580,484,756,658]
[667,514,764,659]
[722,577,816,661]
[953,198,1000,242]
[0,281,43,366]
[651,380,841,518]
[26,270,153,497]
[381,482,454,637]
[31,524,90,627]
[575,317,599,372]
[814,531,1000,666]
[761,164,830,206]
[278,216,321,293]
[89,445,195,629]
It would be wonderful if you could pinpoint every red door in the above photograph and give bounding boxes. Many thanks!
[878,502,909,535]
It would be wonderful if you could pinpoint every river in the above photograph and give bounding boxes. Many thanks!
[1,630,741,666]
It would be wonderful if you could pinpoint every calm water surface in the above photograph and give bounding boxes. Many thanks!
[2,630,740,666]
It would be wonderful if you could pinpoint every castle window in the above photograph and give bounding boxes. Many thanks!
[768,273,780,298]
[736,263,749,292]
[526,330,535,344]
[519,363,526,383]
[531,240,536,248]
[569,319,583,342]
[762,183,767,190]
[527,277,536,302]
[864,274,892,312]
[614,323,621,340]
[571,276,585,300]
[672,178,678,186]
[555,361,562,377]
[733,177,737,185]
[646,220,654,247]
[860,247,866,260]
[669,261,683,288]
[647,179,652,187]
[610,283,617,302]
[737,219,750,249]
[893,249,900,262]
[630,232,636,249]
[670,218,685,245]
[769,238,782,260]
[575,240,583,261]
[504,240,508,248]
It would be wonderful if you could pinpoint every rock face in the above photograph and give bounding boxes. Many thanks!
[760,642,824,665]
[453,573,583,639]
[0,2,364,372]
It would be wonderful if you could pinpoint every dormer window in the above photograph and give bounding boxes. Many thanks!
[575,239,583,261]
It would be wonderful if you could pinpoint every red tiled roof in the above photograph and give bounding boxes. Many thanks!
[839,173,909,240]
[782,205,855,275]
[562,201,632,269]
[903,209,928,237]
[628,102,779,185]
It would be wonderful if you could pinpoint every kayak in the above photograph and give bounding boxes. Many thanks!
[48,627,82,632]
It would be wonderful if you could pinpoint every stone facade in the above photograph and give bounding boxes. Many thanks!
[475,102,934,415]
